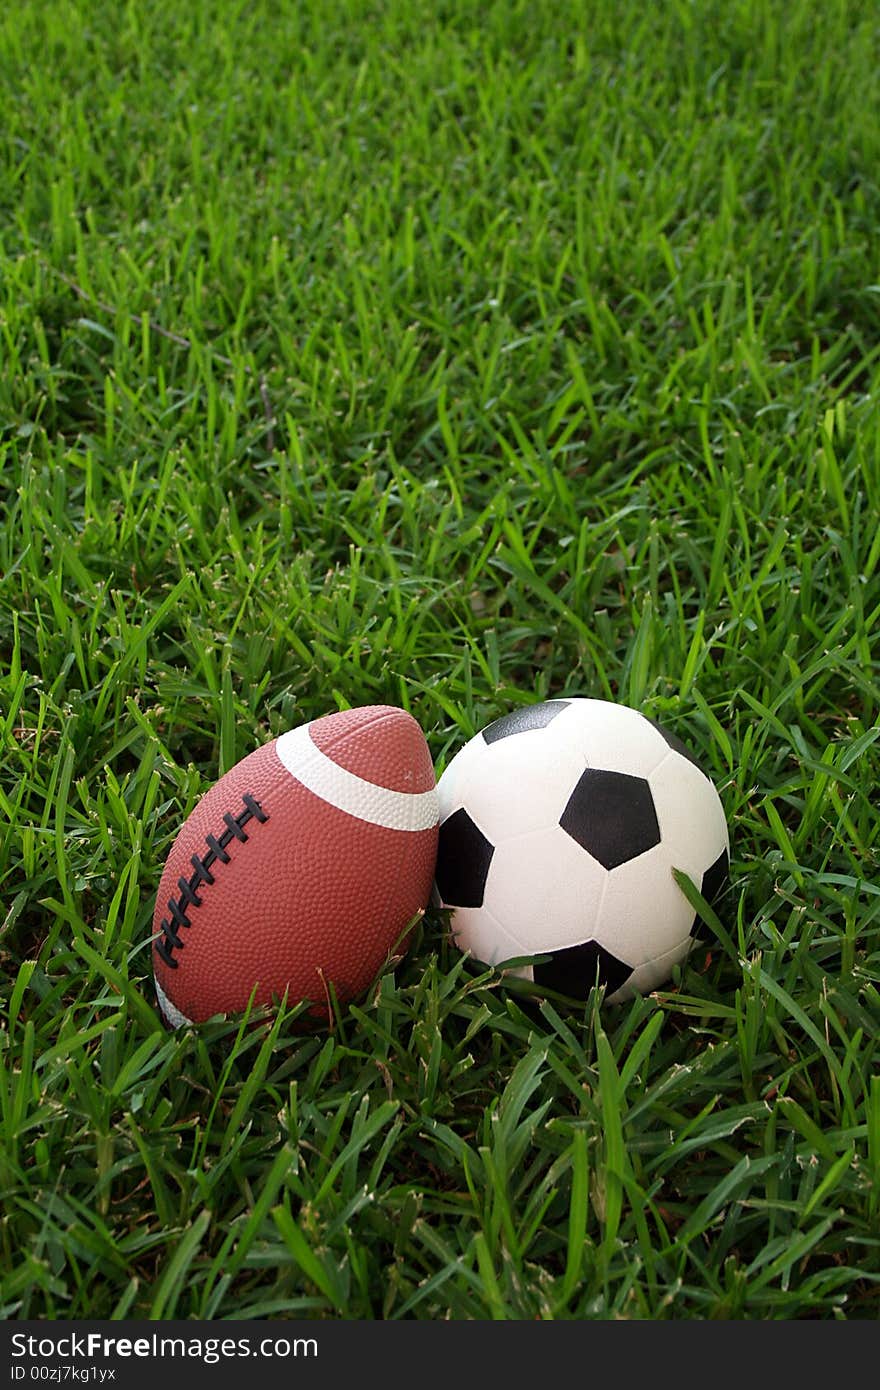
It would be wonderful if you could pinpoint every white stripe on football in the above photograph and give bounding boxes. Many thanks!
[275,723,439,831]
[155,977,193,1028]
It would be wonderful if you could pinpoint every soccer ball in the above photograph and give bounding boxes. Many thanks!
[434,698,729,1003]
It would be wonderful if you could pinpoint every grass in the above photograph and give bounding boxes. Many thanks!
[1,0,880,1319]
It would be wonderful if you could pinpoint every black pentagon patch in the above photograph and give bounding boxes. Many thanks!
[702,847,729,902]
[533,939,633,1000]
[435,808,495,908]
[482,700,570,745]
[560,768,660,869]
[690,848,730,939]
[642,715,704,773]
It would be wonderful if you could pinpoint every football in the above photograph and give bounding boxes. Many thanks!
[152,705,440,1026]
[434,698,729,1003]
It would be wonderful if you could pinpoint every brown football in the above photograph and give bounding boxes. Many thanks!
[151,705,439,1026]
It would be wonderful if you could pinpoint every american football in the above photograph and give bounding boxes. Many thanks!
[152,705,440,1026]
[434,698,729,1003]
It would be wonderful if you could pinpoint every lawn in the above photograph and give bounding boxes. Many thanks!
[1,0,879,1319]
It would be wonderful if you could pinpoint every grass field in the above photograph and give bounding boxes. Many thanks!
[2,0,880,1320]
